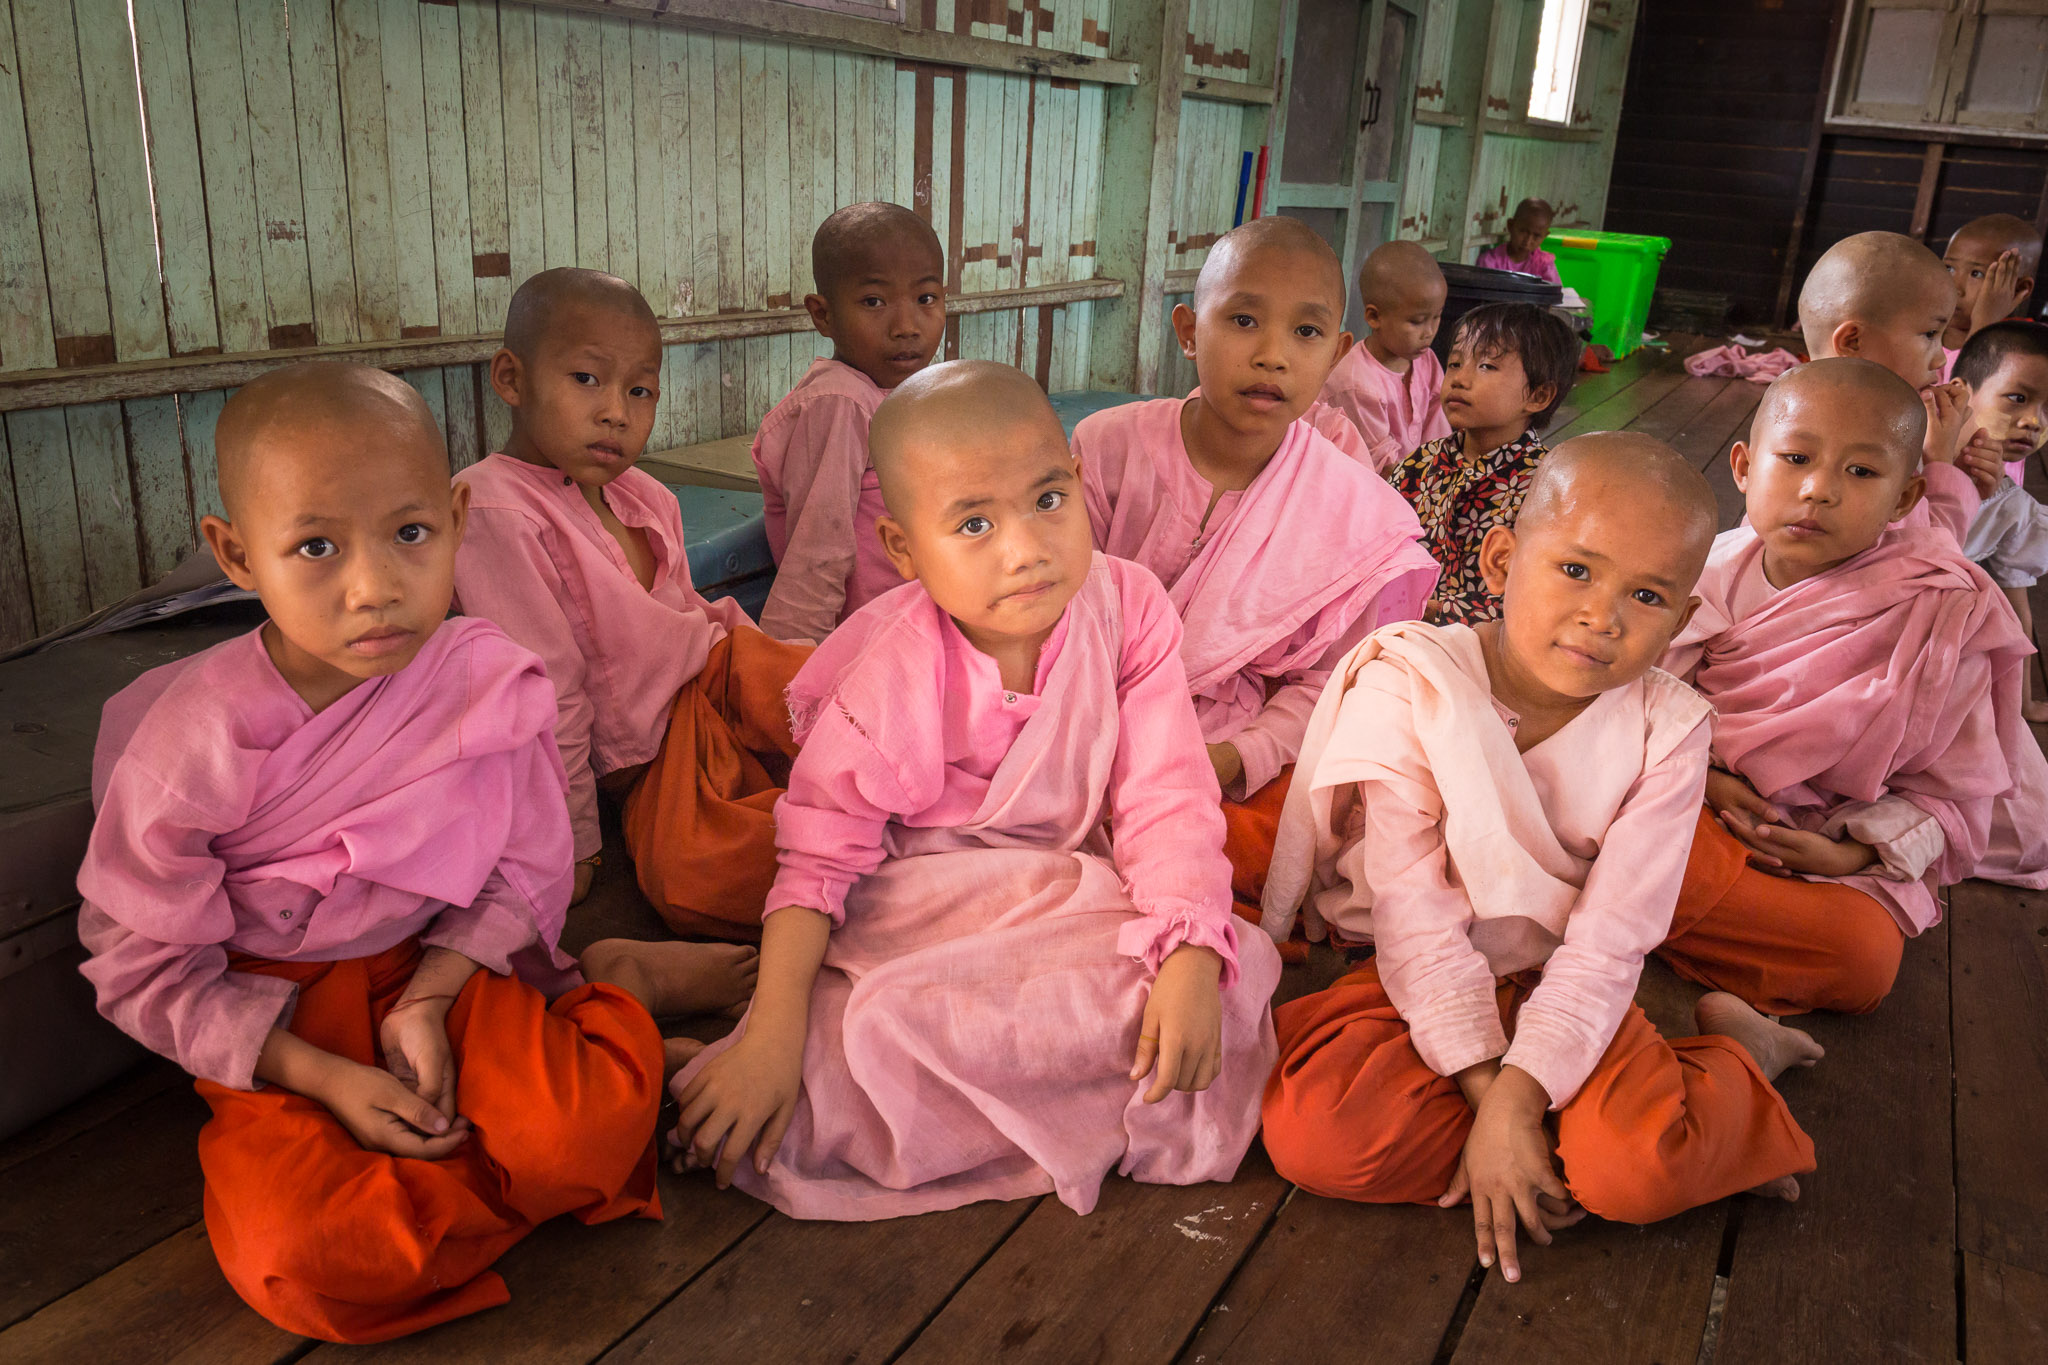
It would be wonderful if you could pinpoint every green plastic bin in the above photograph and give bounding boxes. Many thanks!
[1543,230,1671,359]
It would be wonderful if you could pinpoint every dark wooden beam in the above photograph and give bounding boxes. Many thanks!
[1910,142,1946,240]
[1774,0,1851,329]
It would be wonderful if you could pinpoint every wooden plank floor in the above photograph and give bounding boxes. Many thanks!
[6,342,2046,1364]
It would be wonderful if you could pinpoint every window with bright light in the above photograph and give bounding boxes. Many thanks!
[1528,0,1591,124]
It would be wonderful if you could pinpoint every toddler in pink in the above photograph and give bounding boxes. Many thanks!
[1320,239,1453,471]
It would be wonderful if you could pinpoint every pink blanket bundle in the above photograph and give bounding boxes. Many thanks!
[1684,345,1803,382]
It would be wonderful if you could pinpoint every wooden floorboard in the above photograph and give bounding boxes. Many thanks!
[895,1154,1288,1364]
[1965,1251,2048,1364]
[1713,924,1957,1364]
[1663,380,1762,471]
[1617,373,1726,446]
[1177,1193,1474,1365]
[0,1056,183,1178]
[1951,880,2048,1280]
[1450,1204,1726,1365]
[1544,357,1660,435]
[0,1084,209,1329]
[1550,369,1692,444]
[597,1196,1035,1365]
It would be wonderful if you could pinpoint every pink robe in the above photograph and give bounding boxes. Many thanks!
[1263,622,1712,1107]
[1318,345,1452,473]
[454,453,749,860]
[672,555,1282,1219]
[76,619,577,1090]
[1665,524,2048,933]
[1076,399,1439,797]
[751,357,903,643]
[1476,243,1561,285]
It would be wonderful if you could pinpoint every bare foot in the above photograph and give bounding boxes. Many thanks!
[2024,699,2048,725]
[1695,992,1825,1082]
[663,1035,707,1082]
[582,938,759,1017]
[1748,1174,1801,1201]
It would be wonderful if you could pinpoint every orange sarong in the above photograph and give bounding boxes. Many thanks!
[1261,960,1814,1224]
[1657,805,1906,1017]
[621,628,812,940]
[196,939,663,1344]
[1223,767,1293,925]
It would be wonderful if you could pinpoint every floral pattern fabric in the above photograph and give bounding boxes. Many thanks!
[1391,429,1550,625]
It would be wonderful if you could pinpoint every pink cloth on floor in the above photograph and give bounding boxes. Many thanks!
[751,358,903,643]
[76,619,578,1090]
[1684,345,1803,382]
[454,453,749,860]
[674,555,1282,1219]
[1264,621,1711,1107]
[1076,398,1439,796]
[1665,524,2048,933]
[1476,244,1561,285]
[1319,345,1453,473]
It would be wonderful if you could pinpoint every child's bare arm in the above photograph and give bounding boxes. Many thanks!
[255,1027,471,1159]
[1440,1064,1579,1283]
[674,906,832,1187]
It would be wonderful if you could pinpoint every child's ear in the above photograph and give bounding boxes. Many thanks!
[1171,302,1198,360]
[487,348,524,408]
[876,515,916,582]
[804,293,835,341]
[1331,330,1355,365]
[1523,381,1557,418]
[1892,472,1928,523]
[448,479,471,548]
[1673,593,1702,638]
[1829,319,1861,359]
[1729,441,1753,492]
[1361,302,1383,332]
[200,514,257,591]
[1476,524,1516,597]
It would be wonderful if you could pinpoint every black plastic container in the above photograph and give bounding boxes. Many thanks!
[1433,262,1565,363]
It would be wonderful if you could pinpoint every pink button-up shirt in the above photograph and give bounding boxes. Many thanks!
[1264,622,1712,1107]
[1319,345,1453,473]
[454,453,749,859]
[1476,243,1561,284]
[76,619,577,1090]
[752,357,904,643]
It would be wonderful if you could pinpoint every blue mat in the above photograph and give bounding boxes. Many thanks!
[660,391,1150,621]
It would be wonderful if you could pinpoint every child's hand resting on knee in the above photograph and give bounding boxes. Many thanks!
[1441,1063,1584,1284]
[1707,767,1791,871]
[1131,943,1224,1103]
[672,1028,804,1188]
[253,1027,471,1160]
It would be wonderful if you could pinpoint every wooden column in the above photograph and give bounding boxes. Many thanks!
[1088,0,1190,393]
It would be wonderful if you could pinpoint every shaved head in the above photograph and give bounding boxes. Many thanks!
[502,267,656,361]
[1798,231,1954,354]
[1951,212,2043,276]
[1358,239,1445,309]
[812,201,944,298]
[869,360,1064,517]
[1519,431,1718,567]
[1755,356,1926,458]
[1194,215,1347,315]
[215,362,445,519]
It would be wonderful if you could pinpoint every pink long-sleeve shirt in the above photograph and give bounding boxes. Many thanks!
[1318,345,1453,473]
[768,553,1245,985]
[752,357,904,643]
[75,619,578,1091]
[1665,523,2046,932]
[453,453,750,860]
[1263,622,1712,1108]
[1475,243,1561,284]
[1077,398,1439,796]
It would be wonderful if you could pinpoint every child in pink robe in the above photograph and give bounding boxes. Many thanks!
[455,268,810,938]
[670,361,1282,1219]
[753,202,946,641]
[1077,218,1439,920]
[1320,239,1454,472]
[1661,360,2048,1018]
[1262,435,1817,1281]
[75,363,751,1344]
[1474,199,1561,284]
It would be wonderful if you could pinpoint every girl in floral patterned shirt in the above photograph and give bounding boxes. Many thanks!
[1393,303,1580,624]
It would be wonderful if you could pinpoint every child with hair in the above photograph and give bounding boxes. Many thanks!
[1261,435,1818,1283]
[1941,213,2041,371]
[752,202,947,643]
[1320,239,1453,473]
[1475,198,1560,284]
[1797,231,1980,537]
[75,363,754,1343]
[669,361,1282,1217]
[1956,321,2048,720]
[1074,217,1439,920]
[1660,359,2048,1018]
[1394,302,1580,625]
[455,268,809,939]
